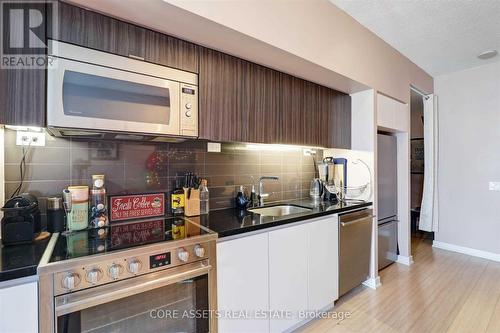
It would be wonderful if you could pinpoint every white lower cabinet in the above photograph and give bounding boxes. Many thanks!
[269,223,309,332]
[217,214,339,333]
[0,280,39,333]
[307,216,339,311]
[217,232,270,333]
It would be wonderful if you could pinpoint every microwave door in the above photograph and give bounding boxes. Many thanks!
[47,57,181,136]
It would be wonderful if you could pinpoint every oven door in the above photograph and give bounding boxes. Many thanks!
[54,261,212,333]
[47,56,181,136]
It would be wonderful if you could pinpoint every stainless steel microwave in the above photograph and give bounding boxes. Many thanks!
[46,40,198,141]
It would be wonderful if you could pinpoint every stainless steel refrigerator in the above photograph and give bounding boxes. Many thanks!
[377,134,398,270]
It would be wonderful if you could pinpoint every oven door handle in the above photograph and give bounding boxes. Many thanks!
[55,260,212,316]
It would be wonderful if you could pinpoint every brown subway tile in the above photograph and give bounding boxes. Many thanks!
[4,164,70,182]
[204,175,235,187]
[234,163,260,175]
[209,197,233,210]
[261,164,281,175]
[5,180,70,198]
[5,146,70,164]
[210,186,236,198]
[205,163,234,177]
[205,152,235,165]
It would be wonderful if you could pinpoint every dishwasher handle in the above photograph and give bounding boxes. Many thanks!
[340,215,375,227]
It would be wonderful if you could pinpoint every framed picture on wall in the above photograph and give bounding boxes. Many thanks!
[411,138,424,174]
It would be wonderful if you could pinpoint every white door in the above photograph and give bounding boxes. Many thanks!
[307,216,339,311]
[217,233,270,333]
[269,224,308,332]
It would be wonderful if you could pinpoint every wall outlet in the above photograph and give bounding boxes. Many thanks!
[489,182,500,192]
[16,131,46,147]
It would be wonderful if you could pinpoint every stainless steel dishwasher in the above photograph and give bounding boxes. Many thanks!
[339,208,374,296]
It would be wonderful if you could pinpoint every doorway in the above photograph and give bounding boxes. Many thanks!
[410,90,434,240]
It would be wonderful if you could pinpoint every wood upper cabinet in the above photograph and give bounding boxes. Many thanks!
[0,1,46,126]
[280,74,323,146]
[143,30,199,73]
[199,47,351,147]
[199,47,281,143]
[199,48,247,142]
[330,92,352,149]
[54,2,199,73]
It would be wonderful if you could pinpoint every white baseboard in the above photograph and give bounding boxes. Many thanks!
[396,255,414,266]
[362,276,381,289]
[433,241,500,262]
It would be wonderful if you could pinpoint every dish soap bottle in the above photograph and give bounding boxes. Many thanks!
[235,186,249,209]
[199,179,209,214]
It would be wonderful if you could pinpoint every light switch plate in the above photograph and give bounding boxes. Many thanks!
[489,182,500,192]
[207,142,221,153]
[16,131,46,146]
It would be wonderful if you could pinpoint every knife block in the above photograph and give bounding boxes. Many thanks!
[183,188,200,216]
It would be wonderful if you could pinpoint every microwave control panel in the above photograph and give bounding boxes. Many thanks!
[180,83,198,137]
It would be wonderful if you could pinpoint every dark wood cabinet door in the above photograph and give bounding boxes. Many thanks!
[244,63,281,144]
[280,75,351,148]
[280,74,306,145]
[0,2,47,127]
[330,93,352,149]
[0,68,46,127]
[280,74,324,146]
[199,47,282,143]
[199,48,247,142]
[144,30,199,73]
[56,3,199,73]
[55,2,129,56]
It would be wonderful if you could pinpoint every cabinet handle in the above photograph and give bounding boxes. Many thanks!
[128,54,144,61]
[340,216,375,227]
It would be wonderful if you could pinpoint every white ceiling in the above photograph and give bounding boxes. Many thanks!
[330,0,500,76]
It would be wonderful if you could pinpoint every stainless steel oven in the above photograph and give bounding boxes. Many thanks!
[38,218,217,333]
[47,40,198,140]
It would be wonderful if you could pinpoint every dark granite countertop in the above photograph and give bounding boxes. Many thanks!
[191,199,372,238]
[0,237,50,282]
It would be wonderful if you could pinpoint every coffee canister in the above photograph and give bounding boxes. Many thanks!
[47,197,65,233]
[67,186,89,231]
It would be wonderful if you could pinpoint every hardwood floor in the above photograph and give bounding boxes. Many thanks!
[297,238,500,333]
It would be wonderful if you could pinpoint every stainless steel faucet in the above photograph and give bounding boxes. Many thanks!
[258,176,279,206]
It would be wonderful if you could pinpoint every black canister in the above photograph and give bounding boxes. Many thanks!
[47,197,65,233]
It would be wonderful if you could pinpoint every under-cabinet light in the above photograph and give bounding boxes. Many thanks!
[241,143,324,152]
[5,125,43,132]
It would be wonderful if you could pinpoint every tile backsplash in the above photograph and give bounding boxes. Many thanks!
[3,129,322,216]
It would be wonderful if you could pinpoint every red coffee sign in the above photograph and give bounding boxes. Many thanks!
[109,193,165,222]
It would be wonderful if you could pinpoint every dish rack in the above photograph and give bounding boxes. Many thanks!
[336,183,369,199]
[333,158,372,200]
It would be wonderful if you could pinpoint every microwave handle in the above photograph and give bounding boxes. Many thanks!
[55,260,211,316]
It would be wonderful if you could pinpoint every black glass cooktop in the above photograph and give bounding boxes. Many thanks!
[50,217,212,263]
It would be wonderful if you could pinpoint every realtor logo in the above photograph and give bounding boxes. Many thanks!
[1,0,58,68]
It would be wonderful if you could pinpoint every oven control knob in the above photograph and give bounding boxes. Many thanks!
[194,244,205,258]
[62,273,81,290]
[128,260,142,274]
[185,110,192,118]
[177,248,190,262]
[86,268,102,284]
[108,264,123,280]
[185,103,192,109]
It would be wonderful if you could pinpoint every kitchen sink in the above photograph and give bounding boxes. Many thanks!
[248,204,312,217]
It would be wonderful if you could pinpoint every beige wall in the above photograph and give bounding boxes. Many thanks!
[68,0,433,103]
[435,61,500,255]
